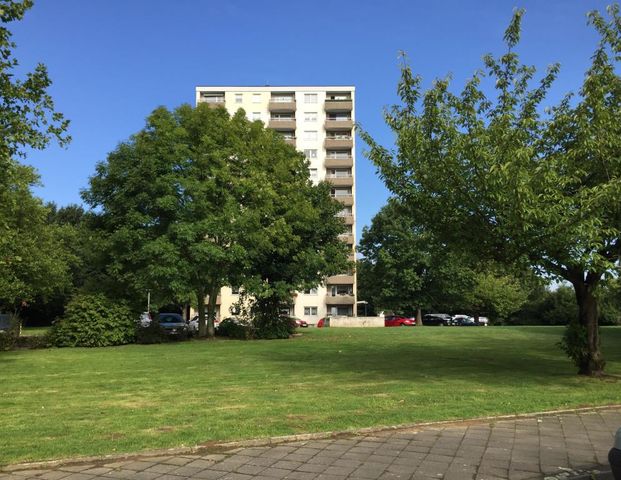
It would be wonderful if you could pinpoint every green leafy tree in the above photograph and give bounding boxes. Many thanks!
[464,270,529,322]
[358,199,530,322]
[361,6,621,375]
[0,0,71,315]
[84,103,347,338]
[0,165,73,314]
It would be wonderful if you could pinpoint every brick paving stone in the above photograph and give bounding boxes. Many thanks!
[296,463,326,474]
[245,457,277,468]
[170,466,206,477]
[59,474,94,480]
[190,470,227,479]
[59,467,95,474]
[145,464,179,474]
[219,473,254,480]
[37,472,71,480]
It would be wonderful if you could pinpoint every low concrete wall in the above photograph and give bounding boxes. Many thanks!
[329,316,384,328]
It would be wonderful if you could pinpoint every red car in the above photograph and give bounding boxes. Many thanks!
[384,315,416,327]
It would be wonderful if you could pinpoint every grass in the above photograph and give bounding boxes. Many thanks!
[20,326,51,337]
[1,326,620,465]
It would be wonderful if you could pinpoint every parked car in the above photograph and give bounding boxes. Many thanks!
[384,315,416,327]
[157,313,188,336]
[0,313,12,331]
[187,315,219,334]
[291,317,308,328]
[477,316,489,326]
[423,313,451,326]
[453,315,478,326]
[138,312,152,327]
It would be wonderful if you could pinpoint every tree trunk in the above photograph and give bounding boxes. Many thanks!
[416,307,422,326]
[197,287,207,338]
[571,275,605,376]
[206,286,219,339]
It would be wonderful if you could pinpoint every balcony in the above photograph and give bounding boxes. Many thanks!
[199,93,226,108]
[325,156,353,168]
[326,175,353,187]
[338,234,355,244]
[337,214,354,225]
[325,100,353,112]
[284,137,297,146]
[327,274,355,284]
[324,137,353,150]
[269,96,296,112]
[325,119,354,131]
[268,118,296,130]
[332,194,354,206]
[325,294,355,305]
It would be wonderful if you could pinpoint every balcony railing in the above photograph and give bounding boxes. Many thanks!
[325,294,355,305]
[331,194,354,206]
[268,118,296,130]
[324,138,353,150]
[269,97,296,112]
[326,175,354,187]
[325,99,353,112]
[327,274,355,284]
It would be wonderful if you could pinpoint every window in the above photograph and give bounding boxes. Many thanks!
[327,168,351,178]
[336,207,352,217]
[304,306,318,316]
[327,150,351,159]
[252,93,261,103]
[303,130,318,141]
[330,306,352,316]
[303,287,318,295]
[309,168,318,181]
[304,112,317,122]
[235,93,243,104]
[281,131,295,140]
[330,285,353,296]
[304,149,317,159]
[304,93,318,104]
[331,187,351,197]
[252,112,261,121]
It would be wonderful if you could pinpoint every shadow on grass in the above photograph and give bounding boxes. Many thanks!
[254,327,621,388]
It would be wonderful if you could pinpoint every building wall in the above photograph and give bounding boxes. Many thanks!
[195,86,356,324]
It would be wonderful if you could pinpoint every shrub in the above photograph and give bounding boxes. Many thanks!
[253,314,296,340]
[16,334,52,349]
[50,294,136,347]
[135,321,168,344]
[558,320,590,370]
[0,314,20,351]
[216,318,253,340]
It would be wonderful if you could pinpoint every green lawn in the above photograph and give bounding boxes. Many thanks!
[1,327,620,465]
[20,326,51,337]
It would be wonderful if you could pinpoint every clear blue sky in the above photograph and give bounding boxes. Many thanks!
[12,0,610,240]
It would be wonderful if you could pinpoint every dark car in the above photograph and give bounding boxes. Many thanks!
[453,315,478,326]
[423,314,452,326]
[157,313,188,336]
[384,315,416,327]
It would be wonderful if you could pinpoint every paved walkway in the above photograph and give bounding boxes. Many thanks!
[2,408,619,480]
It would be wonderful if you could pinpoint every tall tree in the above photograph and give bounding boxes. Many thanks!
[0,1,70,313]
[358,198,530,321]
[84,104,348,338]
[361,6,621,375]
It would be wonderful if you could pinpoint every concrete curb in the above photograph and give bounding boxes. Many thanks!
[3,404,621,473]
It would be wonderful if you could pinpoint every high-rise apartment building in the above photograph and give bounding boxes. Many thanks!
[195,85,356,323]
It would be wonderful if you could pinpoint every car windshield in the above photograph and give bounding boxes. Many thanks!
[159,315,182,323]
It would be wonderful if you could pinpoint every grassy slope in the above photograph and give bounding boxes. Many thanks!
[1,326,619,465]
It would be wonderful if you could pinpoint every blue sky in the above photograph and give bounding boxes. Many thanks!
[12,0,610,240]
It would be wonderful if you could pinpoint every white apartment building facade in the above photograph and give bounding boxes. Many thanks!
[195,85,356,323]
